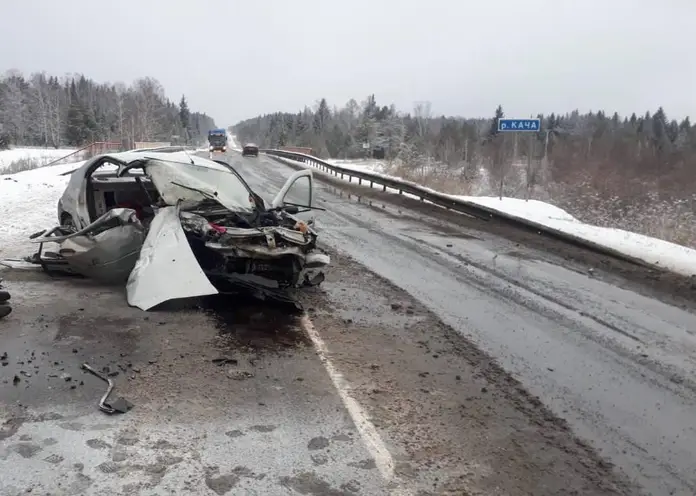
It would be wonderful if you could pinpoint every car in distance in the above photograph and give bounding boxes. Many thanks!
[242,143,259,157]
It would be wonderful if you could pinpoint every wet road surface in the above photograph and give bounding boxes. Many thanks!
[0,271,392,495]
[0,148,690,495]
[224,150,696,496]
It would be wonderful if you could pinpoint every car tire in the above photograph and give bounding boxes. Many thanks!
[0,304,11,319]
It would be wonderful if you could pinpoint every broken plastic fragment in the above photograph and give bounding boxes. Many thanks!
[294,221,309,234]
[209,222,227,234]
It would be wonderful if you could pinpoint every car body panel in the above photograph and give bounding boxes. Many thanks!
[145,160,257,213]
[272,169,313,209]
[31,208,146,282]
[126,205,219,311]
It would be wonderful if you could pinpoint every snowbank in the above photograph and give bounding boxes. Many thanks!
[0,147,77,173]
[327,159,386,175]
[453,196,696,276]
[276,155,696,277]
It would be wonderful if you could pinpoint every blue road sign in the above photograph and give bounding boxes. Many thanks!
[497,118,541,132]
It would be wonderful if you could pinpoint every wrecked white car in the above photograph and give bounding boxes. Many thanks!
[27,151,330,310]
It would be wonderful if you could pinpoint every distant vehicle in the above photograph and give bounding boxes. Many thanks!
[208,129,228,152]
[242,143,259,157]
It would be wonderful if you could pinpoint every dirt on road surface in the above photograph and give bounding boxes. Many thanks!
[0,249,636,496]
[230,150,696,496]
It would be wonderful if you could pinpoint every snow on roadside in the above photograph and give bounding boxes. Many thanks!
[0,147,77,173]
[228,133,241,151]
[274,155,696,277]
[327,159,386,175]
[0,160,84,259]
[451,195,696,277]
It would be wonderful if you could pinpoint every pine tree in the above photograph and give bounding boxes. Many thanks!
[66,81,87,146]
[179,95,190,142]
[488,105,504,139]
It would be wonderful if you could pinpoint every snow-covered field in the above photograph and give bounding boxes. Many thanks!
[0,160,83,258]
[0,147,77,174]
[2,152,696,278]
[284,156,696,277]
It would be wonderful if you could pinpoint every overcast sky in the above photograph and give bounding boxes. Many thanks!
[1,0,694,126]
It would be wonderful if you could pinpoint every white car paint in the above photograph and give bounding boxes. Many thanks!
[272,169,313,209]
[126,205,218,311]
[42,152,324,310]
[145,160,257,212]
[59,150,221,229]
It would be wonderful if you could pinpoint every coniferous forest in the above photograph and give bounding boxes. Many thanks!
[0,70,216,149]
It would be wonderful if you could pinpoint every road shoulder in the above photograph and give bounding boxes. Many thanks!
[299,247,640,495]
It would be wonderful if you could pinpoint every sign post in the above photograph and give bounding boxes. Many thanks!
[497,118,541,201]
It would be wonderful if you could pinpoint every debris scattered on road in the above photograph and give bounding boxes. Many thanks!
[81,363,133,414]
[227,369,254,380]
[212,357,238,366]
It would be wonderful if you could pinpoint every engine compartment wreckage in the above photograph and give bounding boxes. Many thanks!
[24,151,330,310]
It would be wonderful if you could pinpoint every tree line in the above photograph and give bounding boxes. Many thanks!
[0,70,217,149]
[233,96,696,245]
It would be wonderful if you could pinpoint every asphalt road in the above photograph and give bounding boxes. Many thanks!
[0,148,692,495]
[221,149,696,496]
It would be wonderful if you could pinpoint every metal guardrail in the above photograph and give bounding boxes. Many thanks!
[130,145,199,154]
[41,141,122,169]
[261,148,657,270]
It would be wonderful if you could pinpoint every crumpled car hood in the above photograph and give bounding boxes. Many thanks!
[145,159,257,212]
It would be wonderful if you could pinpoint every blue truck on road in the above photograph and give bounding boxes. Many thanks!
[208,128,228,152]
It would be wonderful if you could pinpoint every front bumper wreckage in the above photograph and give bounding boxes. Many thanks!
[25,206,330,311]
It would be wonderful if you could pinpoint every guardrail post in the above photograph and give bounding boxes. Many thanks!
[358,178,362,185]
[399,189,403,195]
[383,185,386,192]
[370,181,373,188]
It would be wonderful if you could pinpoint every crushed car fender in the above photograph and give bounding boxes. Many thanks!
[126,205,218,311]
[30,208,146,282]
[57,225,145,282]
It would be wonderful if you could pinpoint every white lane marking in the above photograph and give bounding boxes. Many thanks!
[300,314,396,479]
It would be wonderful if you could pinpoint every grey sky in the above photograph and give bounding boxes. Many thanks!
[2,0,694,125]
